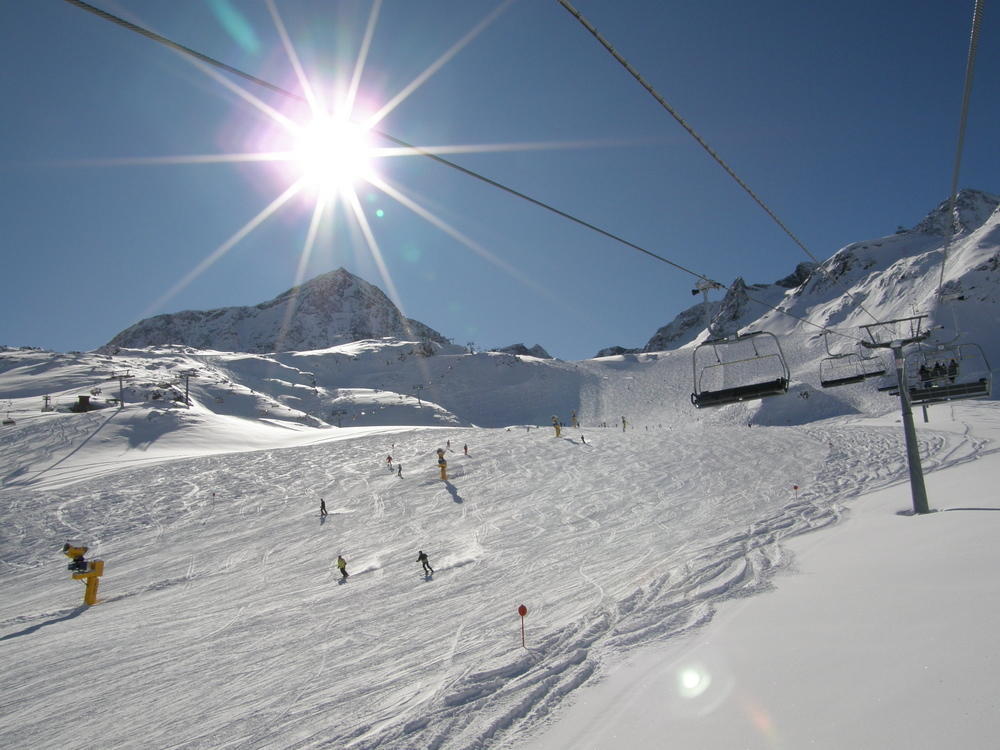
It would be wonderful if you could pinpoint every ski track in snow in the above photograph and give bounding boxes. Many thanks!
[0,412,991,749]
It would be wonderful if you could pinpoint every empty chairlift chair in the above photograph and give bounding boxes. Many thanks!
[819,330,887,389]
[691,331,791,408]
[905,342,992,405]
[820,351,888,388]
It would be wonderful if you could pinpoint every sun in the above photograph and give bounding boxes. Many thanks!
[292,115,377,195]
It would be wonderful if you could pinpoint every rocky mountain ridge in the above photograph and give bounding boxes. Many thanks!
[103,268,448,354]
[598,189,999,357]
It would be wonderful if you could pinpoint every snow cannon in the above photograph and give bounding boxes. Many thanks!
[63,543,88,572]
[436,448,448,481]
[63,543,105,606]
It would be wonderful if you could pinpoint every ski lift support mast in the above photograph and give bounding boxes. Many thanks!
[859,316,931,515]
[111,370,133,409]
[692,278,724,334]
[179,369,199,406]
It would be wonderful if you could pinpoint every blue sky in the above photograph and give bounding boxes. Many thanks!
[1,0,997,360]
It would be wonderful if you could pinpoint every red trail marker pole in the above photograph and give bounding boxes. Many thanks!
[518,604,528,647]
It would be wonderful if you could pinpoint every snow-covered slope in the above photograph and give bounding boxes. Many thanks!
[103,268,450,354]
[493,343,553,359]
[640,189,1000,365]
[3,351,999,748]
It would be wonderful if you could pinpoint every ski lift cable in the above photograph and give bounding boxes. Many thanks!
[60,0,862,344]
[935,0,986,300]
[57,0,706,283]
[61,0,302,101]
[555,0,885,328]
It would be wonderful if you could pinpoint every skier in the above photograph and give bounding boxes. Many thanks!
[397,463,403,478]
[621,416,627,432]
[387,455,393,469]
[417,550,434,576]
[919,364,931,387]
[337,555,348,580]
[320,498,328,516]
[463,444,468,456]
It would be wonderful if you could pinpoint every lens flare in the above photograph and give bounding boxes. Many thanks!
[677,665,712,698]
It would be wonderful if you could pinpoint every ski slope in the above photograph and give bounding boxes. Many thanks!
[2,394,992,748]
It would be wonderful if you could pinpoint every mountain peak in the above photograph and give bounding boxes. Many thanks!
[913,189,999,236]
[103,269,449,353]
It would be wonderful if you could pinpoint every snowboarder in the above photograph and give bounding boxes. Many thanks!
[337,555,348,579]
[417,550,434,576]
[320,498,328,516]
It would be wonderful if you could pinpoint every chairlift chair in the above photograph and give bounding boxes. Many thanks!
[819,331,887,389]
[691,331,791,408]
[819,355,866,388]
[819,353,888,388]
[858,349,889,380]
[904,341,992,405]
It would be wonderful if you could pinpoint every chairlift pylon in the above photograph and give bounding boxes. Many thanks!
[691,331,791,408]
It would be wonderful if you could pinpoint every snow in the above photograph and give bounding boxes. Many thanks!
[3,351,1000,748]
[526,403,1000,750]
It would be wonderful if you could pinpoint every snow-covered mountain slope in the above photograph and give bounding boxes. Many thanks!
[0,341,599,487]
[750,189,1000,399]
[641,189,1000,363]
[642,263,816,352]
[102,268,450,354]
[493,343,552,359]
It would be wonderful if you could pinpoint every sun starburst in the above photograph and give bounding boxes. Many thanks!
[66,0,607,345]
[291,115,377,198]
